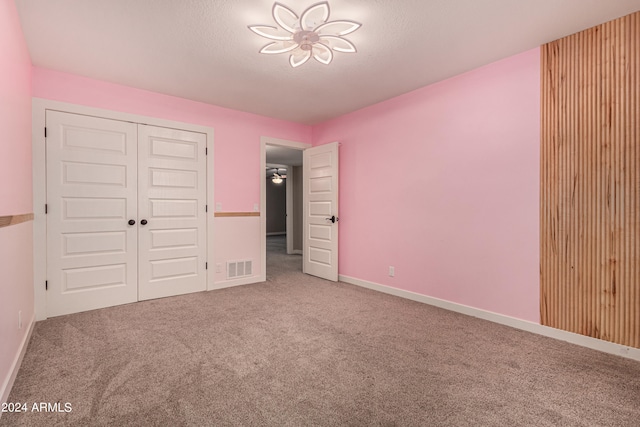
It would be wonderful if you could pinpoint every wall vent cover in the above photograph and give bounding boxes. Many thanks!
[227,260,253,279]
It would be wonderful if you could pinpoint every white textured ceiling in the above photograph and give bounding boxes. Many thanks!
[15,0,640,124]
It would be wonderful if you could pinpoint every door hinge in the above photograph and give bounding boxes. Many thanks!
[44,127,47,138]
[45,280,48,290]
[205,205,208,212]
[205,147,208,155]
[205,262,208,270]
[45,204,48,214]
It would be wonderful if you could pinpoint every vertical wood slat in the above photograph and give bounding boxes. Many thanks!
[540,11,640,348]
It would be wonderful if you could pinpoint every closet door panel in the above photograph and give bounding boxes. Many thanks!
[46,111,138,317]
[137,125,207,301]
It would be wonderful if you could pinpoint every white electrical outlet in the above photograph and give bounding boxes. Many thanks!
[18,310,22,329]
[253,203,259,212]
[389,266,395,277]
[216,263,222,273]
[215,202,222,211]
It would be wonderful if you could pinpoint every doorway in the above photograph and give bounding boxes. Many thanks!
[262,139,307,277]
[260,137,341,283]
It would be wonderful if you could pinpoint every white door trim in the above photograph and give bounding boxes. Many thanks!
[260,136,311,282]
[285,165,293,254]
[32,98,215,321]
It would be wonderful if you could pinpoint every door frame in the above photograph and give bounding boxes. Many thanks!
[259,136,311,281]
[285,165,302,255]
[32,98,215,321]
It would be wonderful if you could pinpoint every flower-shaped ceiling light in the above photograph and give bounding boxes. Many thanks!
[249,2,361,68]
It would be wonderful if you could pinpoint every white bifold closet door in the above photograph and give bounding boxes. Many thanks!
[46,111,206,317]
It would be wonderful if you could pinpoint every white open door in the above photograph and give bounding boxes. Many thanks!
[303,142,339,281]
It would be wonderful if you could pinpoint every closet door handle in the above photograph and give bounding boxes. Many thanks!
[140,219,148,225]
[128,219,136,226]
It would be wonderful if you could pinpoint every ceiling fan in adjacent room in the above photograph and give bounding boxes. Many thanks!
[269,167,287,183]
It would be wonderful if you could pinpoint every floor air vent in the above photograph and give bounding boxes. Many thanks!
[227,260,253,279]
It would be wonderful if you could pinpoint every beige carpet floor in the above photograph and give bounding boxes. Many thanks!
[2,236,640,426]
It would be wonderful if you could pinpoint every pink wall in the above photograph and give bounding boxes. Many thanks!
[28,41,540,325]
[0,0,35,403]
[31,67,312,290]
[313,48,541,323]
[32,68,312,212]
[0,1,32,216]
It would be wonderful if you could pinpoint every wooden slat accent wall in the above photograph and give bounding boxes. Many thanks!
[540,11,640,348]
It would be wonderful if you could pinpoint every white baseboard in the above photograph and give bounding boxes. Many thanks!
[1,314,35,407]
[210,275,263,291]
[289,249,302,255]
[339,275,640,362]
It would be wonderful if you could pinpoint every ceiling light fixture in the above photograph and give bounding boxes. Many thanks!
[249,1,361,68]
[272,168,284,184]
